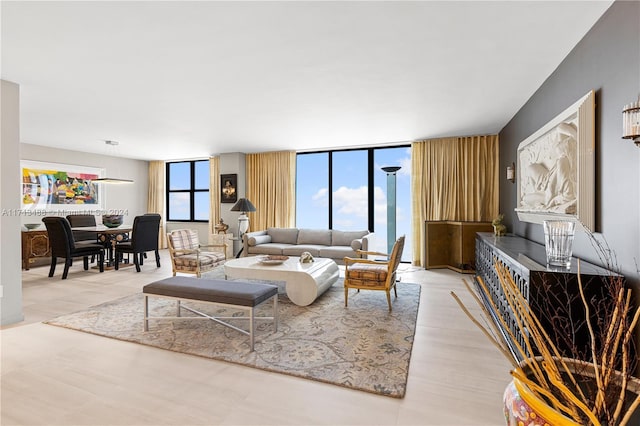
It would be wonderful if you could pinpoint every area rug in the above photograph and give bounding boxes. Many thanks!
[44,281,421,398]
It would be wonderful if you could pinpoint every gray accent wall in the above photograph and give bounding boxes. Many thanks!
[499,1,640,283]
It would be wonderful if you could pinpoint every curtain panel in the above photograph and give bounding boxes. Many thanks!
[246,151,296,232]
[147,160,166,249]
[411,135,498,265]
[208,156,220,235]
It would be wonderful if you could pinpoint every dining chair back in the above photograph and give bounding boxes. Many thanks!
[42,216,104,279]
[66,214,98,242]
[114,214,161,272]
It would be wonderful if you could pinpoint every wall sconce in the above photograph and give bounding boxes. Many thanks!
[622,100,640,146]
[506,162,515,183]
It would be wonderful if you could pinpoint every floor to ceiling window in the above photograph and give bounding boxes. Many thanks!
[166,160,210,222]
[296,146,412,261]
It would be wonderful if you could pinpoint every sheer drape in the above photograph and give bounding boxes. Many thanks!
[147,160,166,248]
[411,135,498,265]
[246,151,296,232]
[208,156,220,235]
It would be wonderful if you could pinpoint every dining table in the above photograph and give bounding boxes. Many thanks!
[71,225,133,268]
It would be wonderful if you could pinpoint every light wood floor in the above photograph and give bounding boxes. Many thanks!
[2,251,511,425]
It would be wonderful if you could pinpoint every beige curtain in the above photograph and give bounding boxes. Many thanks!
[411,135,498,265]
[209,156,220,235]
[246,151,296,231]
[147,160,166,248]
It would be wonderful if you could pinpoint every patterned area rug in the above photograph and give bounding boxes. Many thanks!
[44,280,420,398]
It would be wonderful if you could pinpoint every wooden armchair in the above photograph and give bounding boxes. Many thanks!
[167,229,227,277]
[343,235,405,311]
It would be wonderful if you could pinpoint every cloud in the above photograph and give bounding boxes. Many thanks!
[310,187,328,207]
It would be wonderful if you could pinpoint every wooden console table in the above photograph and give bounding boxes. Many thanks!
[475,232,622,362]
[21,229,51,270]
[424,221,493,273]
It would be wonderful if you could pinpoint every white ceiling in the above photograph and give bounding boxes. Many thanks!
[2,1,613,161]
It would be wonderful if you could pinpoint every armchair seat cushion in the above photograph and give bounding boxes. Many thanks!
[173,251,225,268]
[346,263,389,284]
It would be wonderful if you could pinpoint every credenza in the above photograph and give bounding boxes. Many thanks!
[475,232,622,362]
[21,229,51,270]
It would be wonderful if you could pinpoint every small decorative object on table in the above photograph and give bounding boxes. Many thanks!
[259,255,288,265]
[492,214,507,236]
[23,223,41,230]
[214,219,229,234]
[299,251,314,263]
[102,214,123,228]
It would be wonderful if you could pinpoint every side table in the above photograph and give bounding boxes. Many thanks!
[209,232,235,260]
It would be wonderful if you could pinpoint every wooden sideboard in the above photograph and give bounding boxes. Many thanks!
[424,221,493,273]
[475,232,622,362]
[21,229,51,270]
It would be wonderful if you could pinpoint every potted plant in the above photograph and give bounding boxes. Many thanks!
[451,234,640,425]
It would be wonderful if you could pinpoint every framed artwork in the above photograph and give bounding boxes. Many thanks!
[515,90,595,231]
[21,160,105,211]
[221,174,238,203]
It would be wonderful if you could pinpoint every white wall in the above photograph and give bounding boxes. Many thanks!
[20,143,149,224]
[1,80,23,325]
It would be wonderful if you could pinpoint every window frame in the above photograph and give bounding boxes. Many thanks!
[166,159,210,222]
[296,145,410,233]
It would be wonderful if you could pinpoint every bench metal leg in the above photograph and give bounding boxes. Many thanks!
[273,294,278,332]
[249,308,255,351]
[143,292,279,352]
[144,295,149,331]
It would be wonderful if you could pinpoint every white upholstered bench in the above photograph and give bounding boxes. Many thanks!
[142,276,278,351]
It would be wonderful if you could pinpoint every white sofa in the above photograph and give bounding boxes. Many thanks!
[241,228,374,265]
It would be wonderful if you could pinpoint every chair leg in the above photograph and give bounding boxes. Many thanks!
[386,290,392,311]
[139,252,144,266]
[83,256,89,270]
[155,250,160,267]
[62,258,72,280]
[133,253,141,272]
[394,285,398,297]
[344,287,349,307]
[48,257,57,277]
[98,251,104,273]
[114,252,120,270]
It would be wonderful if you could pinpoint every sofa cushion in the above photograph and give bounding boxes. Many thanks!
[267,228,299,244]
[282,245,322,257]
[297,229,331,246]
[332,230,368,246]
[319,246,357,260]
[248,243,291,255]
[248,235,272,246]
[351,239,362,251]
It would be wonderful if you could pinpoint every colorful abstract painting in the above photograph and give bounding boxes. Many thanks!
[21,161,104,210]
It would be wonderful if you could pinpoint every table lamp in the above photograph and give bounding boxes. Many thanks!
[230,198,256,237]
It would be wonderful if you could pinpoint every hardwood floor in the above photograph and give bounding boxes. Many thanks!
[2,251,511,425]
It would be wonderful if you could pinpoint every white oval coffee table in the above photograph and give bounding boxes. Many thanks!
[223,256,339,306]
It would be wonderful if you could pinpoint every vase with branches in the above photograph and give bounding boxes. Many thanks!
[452,232,640,425]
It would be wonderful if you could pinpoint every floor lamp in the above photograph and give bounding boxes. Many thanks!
[381,166,401,255]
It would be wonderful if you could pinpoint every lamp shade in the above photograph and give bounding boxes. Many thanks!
[230,198,256,213]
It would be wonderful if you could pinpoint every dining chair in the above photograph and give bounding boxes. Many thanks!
[66,214,98,262]
[343,235,405,311]
[42,216,105,279]
[114,214,161,272]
